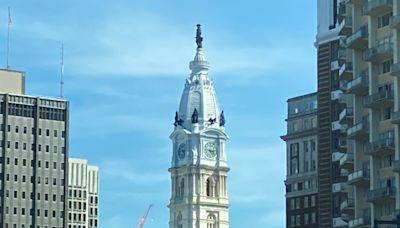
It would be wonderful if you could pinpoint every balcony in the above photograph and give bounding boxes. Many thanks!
[340,153,354,169]
[332,120,347,132]
[362,0,393,16]
[333,217,348,228]
[348,169,370,186]
[365,137,394,156]
[339,107,354,125]
[390,15,400,29]
[365,186,396,202]
[390,62,400,77]
[393,160,400,173]
[339,62,353,80]
[332,152,345,162]
[342,73,368,95]
[391,111,400,124]
[347,121,369,140]
[363,90,393,108]
[340,198,355,214]
[346,0,368,4]
[339,17,353,36]
[332,182,347,193]
[363,43,393,62]
[346,26,368,50]
[331,90,343,101]
[338,48,347,61]
[349,216,371,228]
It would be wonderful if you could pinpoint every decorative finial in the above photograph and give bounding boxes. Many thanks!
[191,108,199,123]
[196,24,203,49]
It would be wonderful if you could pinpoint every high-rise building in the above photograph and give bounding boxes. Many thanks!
[315,1,351,227]
[0,68,69,227]
[67,158,99,228]
[281,93,319,228]
[339,0,400,226]
[168,25,230,228]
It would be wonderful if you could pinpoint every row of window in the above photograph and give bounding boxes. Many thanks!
[4,157,65,170]
[287,179,318,193]
[4,190,64,202]
[0,103,67,121]
[0,124,66,138]
[3,206,64,218]
[290,212,317,227]
[289,195,317,210]
[1,141,66,154]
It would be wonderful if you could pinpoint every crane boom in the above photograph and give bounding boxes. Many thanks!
[138,204,154,228]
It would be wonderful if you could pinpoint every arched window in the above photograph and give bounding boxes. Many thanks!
[206,177,216,197]
[177,212,183,228]
[207,214,217,228]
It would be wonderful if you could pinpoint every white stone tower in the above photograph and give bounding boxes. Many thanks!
[168,25,229,228]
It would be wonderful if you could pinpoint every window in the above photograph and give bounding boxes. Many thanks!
[304,196,309,208]
[382,59,393,74]
[304,213,309,224]
[54,130,57,137]
[378,13,392,28]
[311,195,316,207]
[177,213,183,228]
[311,212,316,223]
[179,178,184,199]
[207,214,217,228]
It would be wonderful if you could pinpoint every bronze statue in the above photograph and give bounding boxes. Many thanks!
[196,24,203,49]
[220,111,225,127]
[174,111,184,126]
[191,108,199,123]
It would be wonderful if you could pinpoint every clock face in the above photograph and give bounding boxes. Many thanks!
[204,142,217,159]
[178,143,186,159]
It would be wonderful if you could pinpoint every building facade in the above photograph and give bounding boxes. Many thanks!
[338,0,400,226]
[0,68,69,228]
[168,25,230,228]
[67,158,99,228]
[282,93,319,228]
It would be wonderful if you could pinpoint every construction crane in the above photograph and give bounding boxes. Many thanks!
[137,204,154,228]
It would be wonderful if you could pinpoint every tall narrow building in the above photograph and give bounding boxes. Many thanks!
[67,158,99,228]
[168,25,229,228]
[315,0,352,227]
[281,93,319,228]
[0,68,69,227]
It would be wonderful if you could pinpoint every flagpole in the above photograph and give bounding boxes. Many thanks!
[60,43,64,98]
[6,6,11,69]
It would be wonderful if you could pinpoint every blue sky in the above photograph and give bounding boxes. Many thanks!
[0,1,317,227]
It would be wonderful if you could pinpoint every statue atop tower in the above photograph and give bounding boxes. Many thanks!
[196,24,203,49]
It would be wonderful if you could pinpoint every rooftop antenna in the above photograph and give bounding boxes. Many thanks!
[60,43,64,98]
[6,6,12,68]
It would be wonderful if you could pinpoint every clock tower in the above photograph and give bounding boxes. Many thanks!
[168,25,229,228]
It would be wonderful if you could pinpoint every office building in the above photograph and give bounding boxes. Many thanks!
[0,68,69,227]
[67,158,99,228]
[281,93,319,228]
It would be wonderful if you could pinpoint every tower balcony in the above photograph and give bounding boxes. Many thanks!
[365,186,396,203]
[340,198,355,215]
[363,90,393,108]
[340,153,354,170]
[345,26,368,50]
[339,62,353,80]
[339,107,354,125]
[391,111,400,124]
[362,43,393,62]
[347,121,369,140]
[342,73,368,95]
[392,160,400,173]
[362,0,393,16]
[364,137,394,156]
[332,182,348,194]
[390,15,400,29]
[333,217,348,227]
[349,216,371,228]
[339,17,353,36]
[348,169,370,186]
